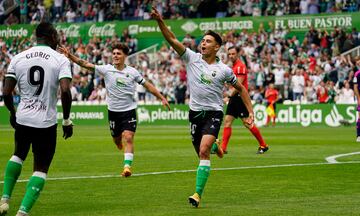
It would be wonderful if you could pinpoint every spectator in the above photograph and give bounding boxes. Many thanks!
[304,79,317,103]
[338,81,355,104]
[317,80,329,103]
[300,0,309,14]
[175,80,187,104]
[53,0,63,19]
[308,0,320,14]
[291,68,305,101]
[327,81,337,103]
[18,0,28,24]
[137,82,146,103]
[65,7,76,23]
[273,63,286,102]
[97,83,106,101]
[84,5,96,22]
[70,82,79,101]
[4,13,19,25]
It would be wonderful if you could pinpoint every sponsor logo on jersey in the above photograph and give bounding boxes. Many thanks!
[200,73,212,85]
[116,78,126,87]
[22,99,47,111]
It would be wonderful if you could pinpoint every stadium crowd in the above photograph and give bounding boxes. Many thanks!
[0,24,359,105]
[1,0,360,25]
[1,1,360,105]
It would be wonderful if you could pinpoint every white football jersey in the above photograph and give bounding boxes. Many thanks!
[95,64,145,112]
[181,48,237,111]
[5,45,72,128]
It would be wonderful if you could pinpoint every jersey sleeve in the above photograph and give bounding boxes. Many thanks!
[225,67,237,85]
[5,56,18,80]
[95,65,108,76]
[180,48,199,64]
[59,57,72,80]
[133,68,145,85]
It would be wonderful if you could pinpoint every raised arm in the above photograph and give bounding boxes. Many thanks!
[58,46,95,72]
[150,6,185,56]
[143,81,170,110]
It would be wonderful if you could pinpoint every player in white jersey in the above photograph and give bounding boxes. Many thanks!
[151,7,254,208]
[59,43,170,177]
[0,23,73,216]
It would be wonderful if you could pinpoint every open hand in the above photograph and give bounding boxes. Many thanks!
[58,46,70,58]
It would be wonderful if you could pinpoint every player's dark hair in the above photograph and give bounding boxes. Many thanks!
[112,43,129,55]
[36,22,57,39]
[228,46,240,53]
[35,22,59,49]
[203,30,222,46]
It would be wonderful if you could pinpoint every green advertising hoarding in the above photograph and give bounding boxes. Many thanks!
[0,12,358,49]
[0,104,357,127]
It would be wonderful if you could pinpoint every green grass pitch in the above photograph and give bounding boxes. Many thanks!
[0,124,359,216]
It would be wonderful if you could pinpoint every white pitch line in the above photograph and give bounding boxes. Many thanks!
[325,152,360,164]
[1,161,360,184]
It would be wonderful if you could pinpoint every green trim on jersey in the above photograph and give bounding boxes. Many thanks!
[35,44,49,47]
[111,64,127,72]
[4,75,17,80]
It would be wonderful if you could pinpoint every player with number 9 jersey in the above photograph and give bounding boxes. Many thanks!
[1,22,73,216]
[5,45,71,128]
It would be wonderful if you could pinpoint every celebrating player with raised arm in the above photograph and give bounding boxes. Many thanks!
[59,43,170,177]
[151,7,254,208]
[0,22,73,216]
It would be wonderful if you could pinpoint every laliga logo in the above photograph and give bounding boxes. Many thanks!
[253,104,267,127]
[325,105,344,127]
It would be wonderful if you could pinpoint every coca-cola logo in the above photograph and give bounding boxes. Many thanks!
[55,25,80,38]
[88,24,115,37]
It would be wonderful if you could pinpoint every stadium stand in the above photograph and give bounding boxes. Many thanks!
[1,0,360,105]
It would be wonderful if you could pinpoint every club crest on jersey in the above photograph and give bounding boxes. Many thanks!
[211,71,217,77]
[200,73,212,85]
[116,78,126,87]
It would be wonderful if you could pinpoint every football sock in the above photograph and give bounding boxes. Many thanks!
[210,143,218,153]
[124,153,133,168]
[357,119,360,137]
[249,126,267,147]
[195,160,210,197]
[2,155,23,200]
[221,127,232,151]
[18,172,46,214]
